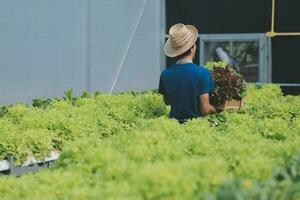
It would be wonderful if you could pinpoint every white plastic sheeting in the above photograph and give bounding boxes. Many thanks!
[0,0,164,104]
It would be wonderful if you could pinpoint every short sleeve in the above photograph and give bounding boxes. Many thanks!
[199,71,215,95]
[158,75,167,95]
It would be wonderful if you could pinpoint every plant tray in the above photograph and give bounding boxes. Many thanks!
[224,99,243,110]
[0,151,60,176]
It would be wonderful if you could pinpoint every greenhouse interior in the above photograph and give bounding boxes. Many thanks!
[0,0,300,199]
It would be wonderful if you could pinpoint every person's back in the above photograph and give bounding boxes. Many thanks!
[160,23,217,123]
[160,63,214,122]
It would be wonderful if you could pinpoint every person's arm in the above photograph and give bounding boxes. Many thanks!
[199,93,217,115]
[163,95,170,106]
[158,73,170,105]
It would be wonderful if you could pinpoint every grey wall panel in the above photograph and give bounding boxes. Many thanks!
[90,0,142,93]
[0,0,162,104]
[90,0,161,93]
[112,0,161,93]
[0,0,85,104]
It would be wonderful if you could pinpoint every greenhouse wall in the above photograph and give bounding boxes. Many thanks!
[0,0,164,104]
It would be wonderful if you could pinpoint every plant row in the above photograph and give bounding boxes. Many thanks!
[0,85,299,199]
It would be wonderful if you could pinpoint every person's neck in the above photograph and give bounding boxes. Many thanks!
[177,55,194,64]
[182,55,194,61]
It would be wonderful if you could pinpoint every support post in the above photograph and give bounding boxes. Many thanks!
[85,0,91,92]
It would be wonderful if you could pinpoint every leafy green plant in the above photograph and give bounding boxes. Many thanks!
[0,106,8,118]
[206,61,227,71]
[0,86,299,200]
[0,89,168,165]
[94,91,102,97]
[81,91,92,99]
[32,98,53,109]
[204,153,300,200]
[63,89,77,105]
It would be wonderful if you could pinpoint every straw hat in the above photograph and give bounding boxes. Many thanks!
[164,23,198,57]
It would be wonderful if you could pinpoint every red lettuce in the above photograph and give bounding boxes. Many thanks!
[208,63,246,106]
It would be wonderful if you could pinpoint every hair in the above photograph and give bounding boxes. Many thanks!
[174,43,196,60]
[175,48,192,60]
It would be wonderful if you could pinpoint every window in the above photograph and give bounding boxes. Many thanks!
[199,34,272,83]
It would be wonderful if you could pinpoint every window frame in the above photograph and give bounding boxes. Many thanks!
[199,33,272,83]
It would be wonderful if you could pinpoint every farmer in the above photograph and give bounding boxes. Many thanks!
[159,23,218,123]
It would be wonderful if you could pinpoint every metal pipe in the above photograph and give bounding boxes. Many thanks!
[255,83,300,87]
[267,0,300,37]
[271,0,275,33]
[273,32,300,36]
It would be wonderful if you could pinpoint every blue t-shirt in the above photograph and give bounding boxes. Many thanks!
[159,63,214,122]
